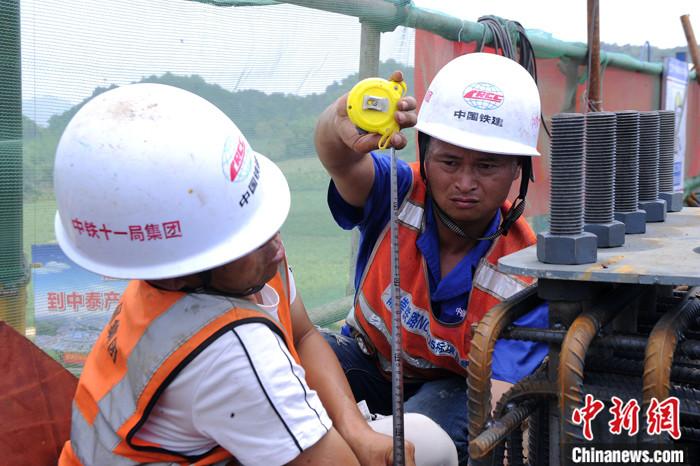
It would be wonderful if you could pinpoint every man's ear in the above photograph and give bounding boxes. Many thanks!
[512,158,522,181]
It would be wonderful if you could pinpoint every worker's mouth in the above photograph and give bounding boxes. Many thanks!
[450,196,479,209]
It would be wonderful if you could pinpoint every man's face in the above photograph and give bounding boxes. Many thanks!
[210,232,285,294]
[424,138,520,225]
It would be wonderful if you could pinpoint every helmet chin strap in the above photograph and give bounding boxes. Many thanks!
[431,188,527,242]
[215,283,267,298]
[150,270,267,299]
[194,270,267,298]
[430,195,477,240]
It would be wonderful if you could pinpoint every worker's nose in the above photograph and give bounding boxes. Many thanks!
[454,166,478,192]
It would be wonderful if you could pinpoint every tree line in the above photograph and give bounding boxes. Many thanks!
[22,41,686,201]
[22,60,415,201]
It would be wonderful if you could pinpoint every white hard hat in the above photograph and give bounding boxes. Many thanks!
[54,83,290,280]
[416,52,541,157]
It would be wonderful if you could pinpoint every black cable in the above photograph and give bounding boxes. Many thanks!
[478,15,551,139]
[439,15,546,239]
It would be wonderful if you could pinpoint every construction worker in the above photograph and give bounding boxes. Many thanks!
[314,52,549,464]
[53,83,458,465]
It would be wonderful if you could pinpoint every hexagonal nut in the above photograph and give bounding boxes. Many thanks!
[659,191,683,212]
[584,221,625,248]
[536,232,598,265]
[614,210,646,234]
[639,199,667,222]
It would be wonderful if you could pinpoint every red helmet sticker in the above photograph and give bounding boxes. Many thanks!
[221,136,248,183]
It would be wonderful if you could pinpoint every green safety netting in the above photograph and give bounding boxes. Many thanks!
[9,0,415,373]
[3,0,695,375]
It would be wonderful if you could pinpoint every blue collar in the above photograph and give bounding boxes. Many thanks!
[416,199,501,302]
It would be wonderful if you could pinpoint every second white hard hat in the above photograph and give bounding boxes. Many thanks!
[54,83,290,280]
[416,52,541,157]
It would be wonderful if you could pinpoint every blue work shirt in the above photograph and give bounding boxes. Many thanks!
[328,152,548,383]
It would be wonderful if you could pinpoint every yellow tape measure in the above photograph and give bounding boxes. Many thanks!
[347,77,407,150]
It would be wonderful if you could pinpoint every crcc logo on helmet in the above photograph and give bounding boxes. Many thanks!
[462,82,504,111]
[221,135,254,184]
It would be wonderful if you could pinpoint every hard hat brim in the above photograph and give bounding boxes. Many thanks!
[54,151,291,280]
[417,121,541,157]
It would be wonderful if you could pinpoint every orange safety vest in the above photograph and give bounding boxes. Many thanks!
[59,261,298,466]
[352,162,535,378]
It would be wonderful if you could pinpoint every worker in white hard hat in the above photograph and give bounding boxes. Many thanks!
[54,83,460,466]
[314,52,549,464]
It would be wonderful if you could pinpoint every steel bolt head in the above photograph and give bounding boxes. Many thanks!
[639,199,667,222]
[659,191,683,212]
[614,210,647,234]
[583,221,626,248]
[537,232,598,265]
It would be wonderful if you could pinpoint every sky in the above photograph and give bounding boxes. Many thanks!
[20,0,700,123]
[415,0,700,49]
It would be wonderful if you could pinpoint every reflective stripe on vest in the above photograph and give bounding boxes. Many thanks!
[398,200,423,231]
[69,263,292,465]
[355,292,441,371]
[71,293,260,464]
[473,259,527,300]
[71,402,137,465]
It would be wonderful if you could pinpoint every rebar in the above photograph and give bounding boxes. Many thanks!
[507,426,525,466]
[467,285,542,466]
[494,371,556,420]
[587,356,700,385]
[643,289,700,406]
[527,404,549,466]
[469,400,538,459]
[614,111,640,212]
[549,113,586,235]
[584,112,616,224]
[501,326,700,359]
[559,286,640,465]
[579,379,700,423]
[681,426,700,440]
[638,111,661,202]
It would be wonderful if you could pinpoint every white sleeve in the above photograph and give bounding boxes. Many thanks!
[193,323,331,466]
[287,265,297,304]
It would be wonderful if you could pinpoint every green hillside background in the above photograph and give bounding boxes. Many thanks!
[23,60,415,313]
[22,43,686,313]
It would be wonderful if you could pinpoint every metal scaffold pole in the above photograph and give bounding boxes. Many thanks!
[347,21,381,296]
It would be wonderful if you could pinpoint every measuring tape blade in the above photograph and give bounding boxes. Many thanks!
[389,145,405,466]
[347,77,407,465]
